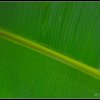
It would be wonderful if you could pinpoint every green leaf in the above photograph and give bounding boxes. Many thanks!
[0,2,100,98]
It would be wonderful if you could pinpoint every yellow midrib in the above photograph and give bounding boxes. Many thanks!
[0,29,100,80]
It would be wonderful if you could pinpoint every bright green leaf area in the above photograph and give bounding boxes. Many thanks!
[0,37,100,98]
[0,2,100,98]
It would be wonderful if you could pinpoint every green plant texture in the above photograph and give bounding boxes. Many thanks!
[0,2,100,98]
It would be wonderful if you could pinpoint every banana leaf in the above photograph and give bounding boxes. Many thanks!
[0,1,100,98]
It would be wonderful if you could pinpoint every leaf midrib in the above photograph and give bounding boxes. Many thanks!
[0,28,100,80]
